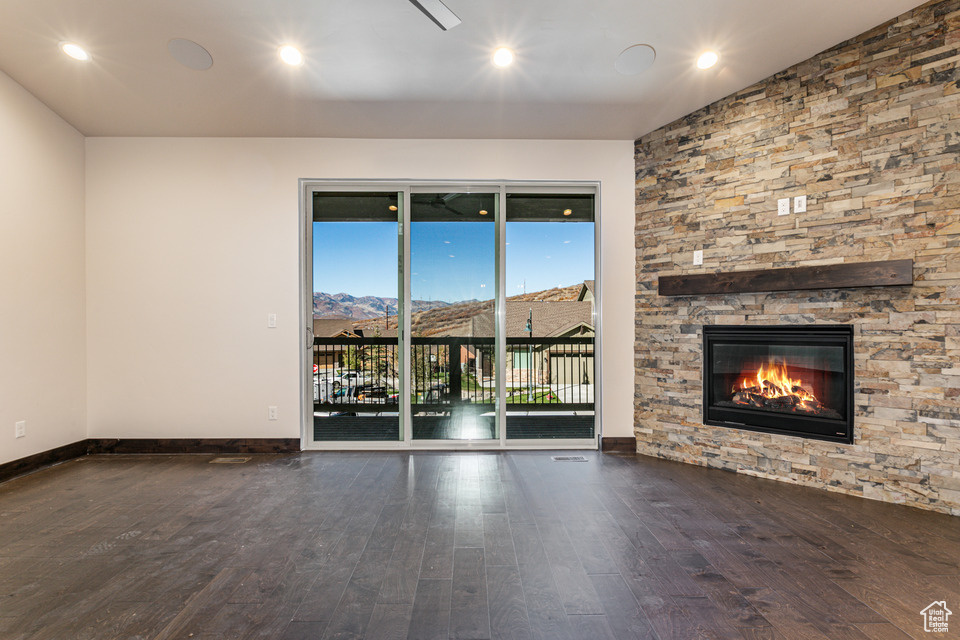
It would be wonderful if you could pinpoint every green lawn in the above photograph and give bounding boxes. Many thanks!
[506,389,560,404]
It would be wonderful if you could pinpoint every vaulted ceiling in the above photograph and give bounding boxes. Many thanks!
[0,0,925,139]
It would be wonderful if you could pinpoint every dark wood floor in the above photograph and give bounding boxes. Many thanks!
[1,451,957,639]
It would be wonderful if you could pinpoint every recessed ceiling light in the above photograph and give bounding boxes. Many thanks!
[697,51,719,70]
[60,42,90,61]
[563,209,573,216]
[492,47,514,68]
[479,209,488,215]
[279,45,304,66]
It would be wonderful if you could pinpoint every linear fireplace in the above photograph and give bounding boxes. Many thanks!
[703,325,854,443]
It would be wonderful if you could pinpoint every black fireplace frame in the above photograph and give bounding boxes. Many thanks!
[702,325,854,444]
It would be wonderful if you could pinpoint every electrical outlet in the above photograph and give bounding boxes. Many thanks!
[268,406,278,421]
[15,421,25,438]
[777,198,791,216]
[693,250,703,266]
[794,195,807,213]
[267,313,277,328]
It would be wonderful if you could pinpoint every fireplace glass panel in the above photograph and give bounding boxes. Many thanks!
[710,344,846,421]
[702,325,854,443]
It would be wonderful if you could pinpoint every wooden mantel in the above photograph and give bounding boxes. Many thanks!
[658,259,913,296]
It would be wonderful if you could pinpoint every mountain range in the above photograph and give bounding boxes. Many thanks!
[313,292,453,320]
[350,283,587,336]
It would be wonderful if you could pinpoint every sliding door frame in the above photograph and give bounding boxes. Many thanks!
[300,182,409,448]
[299,179,601,451]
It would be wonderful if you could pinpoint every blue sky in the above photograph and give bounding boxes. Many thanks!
[314,222,399,298]
[313,220,594,302]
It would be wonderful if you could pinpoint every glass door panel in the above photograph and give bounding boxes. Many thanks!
[312,192,401,441]
[504,193,596,439]
[410,192,497,440]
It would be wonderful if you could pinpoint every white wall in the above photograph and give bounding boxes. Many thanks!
[0,71,86,464]
[85,138,635,440]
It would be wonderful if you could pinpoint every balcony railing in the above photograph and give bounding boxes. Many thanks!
[312,336,594,412]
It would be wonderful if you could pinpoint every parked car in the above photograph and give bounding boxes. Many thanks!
[314,369,367,402]
[355,385,398,404]
[327,370,365,390]
[331,383,392,402]
[314,376,337,403]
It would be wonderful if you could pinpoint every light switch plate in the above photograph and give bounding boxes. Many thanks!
[777,198,791,216]
[794,195,807,213]
[693,250,703,266]
[15,421,25,438]
[267,313,277,328]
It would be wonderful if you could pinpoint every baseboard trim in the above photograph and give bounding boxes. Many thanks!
[87,438,301,455]
[0,440,90,484]
[1,438,301,484]
[600,436,637,453]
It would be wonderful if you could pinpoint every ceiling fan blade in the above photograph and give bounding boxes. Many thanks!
[429,195,463,215]
[408,0,461,31]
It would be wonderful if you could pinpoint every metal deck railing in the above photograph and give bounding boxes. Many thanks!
[313,336,593,410]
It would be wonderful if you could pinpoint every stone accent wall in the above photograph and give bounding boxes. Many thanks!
[634,0,960,515]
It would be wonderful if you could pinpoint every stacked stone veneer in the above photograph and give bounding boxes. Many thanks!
[634,0,960,515]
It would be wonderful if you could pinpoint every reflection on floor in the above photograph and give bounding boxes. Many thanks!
[313,405,595,441]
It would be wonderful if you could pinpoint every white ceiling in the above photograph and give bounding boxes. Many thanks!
[0,0,925,139]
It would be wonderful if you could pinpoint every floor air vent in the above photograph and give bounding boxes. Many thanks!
[210,457,251,464]
[551,455,588,462]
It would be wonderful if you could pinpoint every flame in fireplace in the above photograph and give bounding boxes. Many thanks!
[736,361,818,410]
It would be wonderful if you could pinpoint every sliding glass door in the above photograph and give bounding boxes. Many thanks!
[310,191,402,441]
[303,182,597,449]
[504,193,595,440]
[409,191,498,441]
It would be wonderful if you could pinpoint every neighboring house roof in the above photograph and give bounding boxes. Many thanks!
[438,322,480,338]
[313,317,362,338]
[551,321,595,338]
[346,319,399,338]
[470,301,593,338]
[319,281,595,339]
[577,280,595,302]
